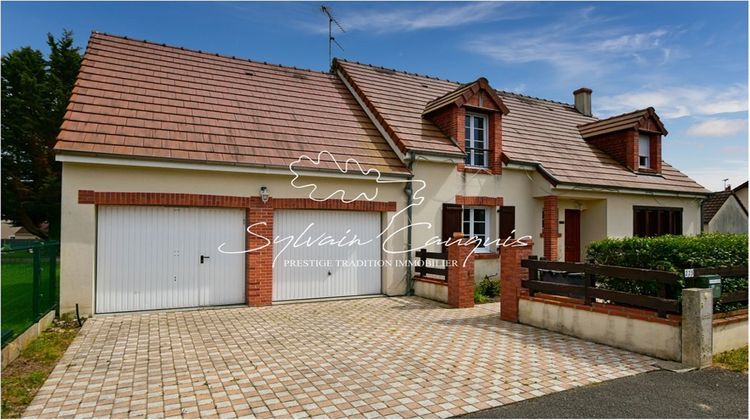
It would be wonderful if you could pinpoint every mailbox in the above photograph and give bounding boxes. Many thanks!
[695,274,722,299]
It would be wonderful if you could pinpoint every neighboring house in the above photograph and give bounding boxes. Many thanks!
[702,186,748,234]
[56,33,708,315]
[733,181,748,210]
[1,221,39,240]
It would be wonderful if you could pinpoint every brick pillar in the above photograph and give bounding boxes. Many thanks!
[447,232,475,308]
[499,242,534,322]
[247,205,273,306]
[543,196,559,261]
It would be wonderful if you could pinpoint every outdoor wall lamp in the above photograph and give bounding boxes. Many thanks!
[260,186,270,203]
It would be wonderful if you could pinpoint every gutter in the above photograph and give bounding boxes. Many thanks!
[553,182,710,199]
[505,158,710,199]
[404,150,416,296]
[56,152,413,181]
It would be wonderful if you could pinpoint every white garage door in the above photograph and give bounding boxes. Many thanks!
[96,206,246,313]
[273,210,382,301]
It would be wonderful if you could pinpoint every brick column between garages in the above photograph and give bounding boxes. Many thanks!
[499,241,534,322]
[543,196,559,261]
[446,232,475,308]
[247,205,273,306]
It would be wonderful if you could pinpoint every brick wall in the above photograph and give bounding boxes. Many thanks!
[431,104,465,146]
[446,232,475,308]
[247,206,274,306]
[586,128,663,174]
[429,97,503,175]
[455,195,503,206]
[79,190,396,307]
[586,129,638,171]
[499,241,534,322]
[542,196,559,261]
[649,134,662,173]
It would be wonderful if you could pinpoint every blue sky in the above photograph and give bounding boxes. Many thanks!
[3,1,747,191]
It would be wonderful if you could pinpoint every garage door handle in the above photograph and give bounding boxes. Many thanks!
[200,255,210,264]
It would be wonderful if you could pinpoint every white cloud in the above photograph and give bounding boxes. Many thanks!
[466,8,673,80]
[595,30,668,51]
[682,165,748,192]
[687,119,748,137]
[597,85,748,118]
[303,2,513,34]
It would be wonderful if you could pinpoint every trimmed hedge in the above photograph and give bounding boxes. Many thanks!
[586,234,748,271]
[585,234,748,308]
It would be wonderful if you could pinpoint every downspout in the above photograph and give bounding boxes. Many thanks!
[405,150,416,295]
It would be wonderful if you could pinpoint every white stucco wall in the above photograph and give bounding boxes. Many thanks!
[735,186,748,210]
[519,298,682,361]
[62,157,706,314]
[60,162,409,315]
[713,319,749,355]
[411,160,704,280]
[410,161,543,281]
[707,197,748,234]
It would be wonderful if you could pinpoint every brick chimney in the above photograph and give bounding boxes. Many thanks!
[574,87,592,117]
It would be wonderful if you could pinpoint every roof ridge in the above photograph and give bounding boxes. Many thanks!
[582,107,654,126]
[337,58,577,108]
[335,58,463,85]
[495,89,574,107]
[90,31,332,77]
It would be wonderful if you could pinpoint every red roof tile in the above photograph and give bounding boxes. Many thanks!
[335,60,707,194]
[55,33,410,176]
[578,107,668,138]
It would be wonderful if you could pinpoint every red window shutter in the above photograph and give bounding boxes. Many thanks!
[499,206,515,239]
[442,203,463,250]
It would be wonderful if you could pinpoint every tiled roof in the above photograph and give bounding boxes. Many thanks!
[578,108,668,138]
[335,60,464,156]
[55,33,410,175]
[336,60,707,194]
[702,191,734,223]
[423,78,509,116]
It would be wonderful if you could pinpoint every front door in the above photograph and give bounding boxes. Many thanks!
[564,209,581,262]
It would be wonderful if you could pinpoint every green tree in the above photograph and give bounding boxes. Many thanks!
[1,30,82,240]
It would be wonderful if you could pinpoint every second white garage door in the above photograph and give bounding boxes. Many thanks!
[96,206,246,313]
[273,210,382,301]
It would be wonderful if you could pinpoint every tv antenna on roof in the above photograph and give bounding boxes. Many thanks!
[321,5,345,67]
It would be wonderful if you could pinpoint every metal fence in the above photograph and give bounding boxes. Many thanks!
[1,241,59,346]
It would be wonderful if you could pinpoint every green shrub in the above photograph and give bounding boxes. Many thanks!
[585,234,748,309]
[473,287,490,304]
[477,276,500,298]
[586,233,748,271]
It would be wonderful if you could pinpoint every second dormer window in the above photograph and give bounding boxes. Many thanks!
[465,113,489,167]
[639,133,651,169]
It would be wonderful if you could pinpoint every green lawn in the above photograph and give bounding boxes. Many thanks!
[1,317,80,418]
[1,257,59,343]
[713,346,748,372]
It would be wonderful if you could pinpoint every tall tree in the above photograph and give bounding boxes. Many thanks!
[1,30,82,240]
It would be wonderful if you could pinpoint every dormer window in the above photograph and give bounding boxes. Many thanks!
[639,133,651,169]
[465,113,488,167]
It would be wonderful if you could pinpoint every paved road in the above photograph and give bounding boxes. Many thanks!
[459,368,748,419]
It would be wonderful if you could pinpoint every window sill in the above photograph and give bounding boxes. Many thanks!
[459,166,492,174]
[474,252,499,260]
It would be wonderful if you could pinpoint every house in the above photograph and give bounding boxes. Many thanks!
[1,221,40,241]
[702,184,748,234]
[734,181,748,210]
[56,33,708,315]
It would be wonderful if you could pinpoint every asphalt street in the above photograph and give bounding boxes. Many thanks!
[458,368,748,418]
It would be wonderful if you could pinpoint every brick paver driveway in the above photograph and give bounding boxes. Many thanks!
[25,297,658,418]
